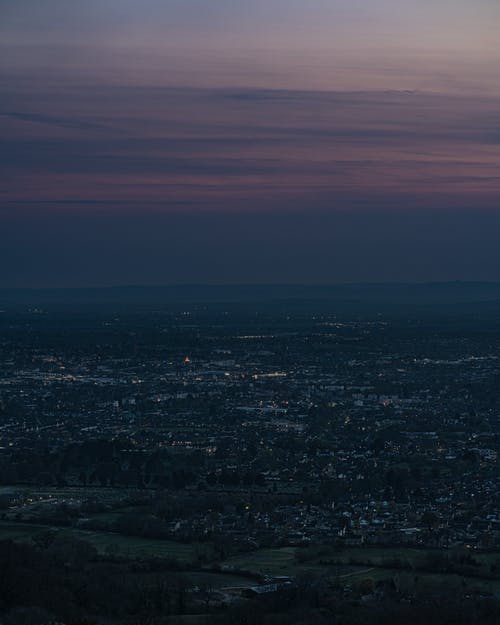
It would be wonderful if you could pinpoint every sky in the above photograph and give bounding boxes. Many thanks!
[1,0,499,287]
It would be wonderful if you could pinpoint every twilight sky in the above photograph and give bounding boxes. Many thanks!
[1,0,499,286]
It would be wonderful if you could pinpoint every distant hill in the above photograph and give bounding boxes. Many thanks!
[1,282,500,317]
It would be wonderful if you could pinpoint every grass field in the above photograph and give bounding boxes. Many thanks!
[71,530,208,561]
[224,544,500,594]
[225,547,297,575]
[0,520,209,562]
[2,519,500,595]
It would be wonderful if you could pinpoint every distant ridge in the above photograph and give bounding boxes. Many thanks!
[1,282,500,316]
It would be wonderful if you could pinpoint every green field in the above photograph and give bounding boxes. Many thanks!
[224,547,297,575]
[224,544,500,594]
[2,519,500,596]
[70,530,209,561]
[0,520,209,562]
